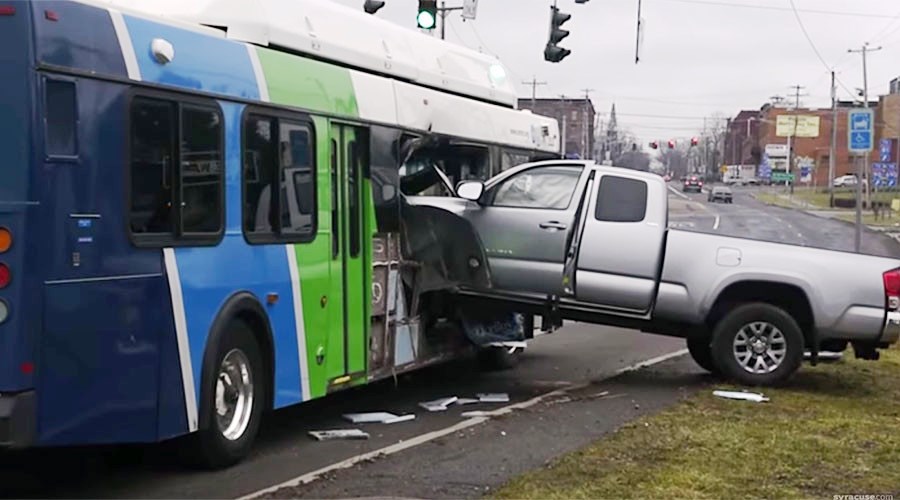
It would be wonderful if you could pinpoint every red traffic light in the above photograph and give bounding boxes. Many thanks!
[690,137,699,146]
[667,140,676,149]
[649,141,658,149]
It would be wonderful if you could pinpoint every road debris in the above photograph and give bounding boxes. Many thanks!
[713,390,770,403]
[419,396,459,412]
[342,412,416,424]
[477,393,510,403]
[461,410,492,418]
[308,429,370,441]
[454,398,480,406]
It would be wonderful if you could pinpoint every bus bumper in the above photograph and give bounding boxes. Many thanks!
[0,391,35,448]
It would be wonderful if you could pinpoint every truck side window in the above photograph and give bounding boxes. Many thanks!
[492,165,582,209]
[595,176,647,222]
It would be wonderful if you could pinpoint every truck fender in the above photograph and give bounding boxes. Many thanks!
[700,271,821,326]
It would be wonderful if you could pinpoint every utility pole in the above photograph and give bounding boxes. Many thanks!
[522,77,547,108]
[829,71,837,207]
[785,85,807,195]
[559,94,567,157]
[437,1,464,40]
[848,42,883,252]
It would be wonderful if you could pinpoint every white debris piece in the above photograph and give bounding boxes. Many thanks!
[713,390,770,403]
[461,410,492,418]
[343,412,412,423]
[384,414,417,424]
[454,398,480,406]
[419,396,459,412]
[487,341,527,349]
[308,429,370,441]
[477,393,510,403]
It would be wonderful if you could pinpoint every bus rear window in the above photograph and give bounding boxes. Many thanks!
[129,95,224,245]
[45,79,78,157]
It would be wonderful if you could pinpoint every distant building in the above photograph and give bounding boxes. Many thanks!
[518,97,595,159]
[723,109,763,167]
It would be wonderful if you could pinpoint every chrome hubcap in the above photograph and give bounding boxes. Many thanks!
[215,349,254,441]
[733,322,787,374]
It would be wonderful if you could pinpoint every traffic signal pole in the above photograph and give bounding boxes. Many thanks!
[437,2,463,40]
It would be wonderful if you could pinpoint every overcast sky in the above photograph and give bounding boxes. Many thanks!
[330,0,900,144]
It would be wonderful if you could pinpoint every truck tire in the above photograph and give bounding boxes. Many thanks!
[189,320,266,469]
[686,336,719,374]
[710,303,804,386]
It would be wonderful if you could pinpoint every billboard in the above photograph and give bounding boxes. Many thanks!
[775,115,820,138]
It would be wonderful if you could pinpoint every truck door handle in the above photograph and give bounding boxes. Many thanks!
[539,221,568,230]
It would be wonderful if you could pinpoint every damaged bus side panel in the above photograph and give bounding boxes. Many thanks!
[365,130,527,381]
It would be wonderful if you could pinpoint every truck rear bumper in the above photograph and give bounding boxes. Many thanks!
[881,311,900,344]
[0,391,35,448]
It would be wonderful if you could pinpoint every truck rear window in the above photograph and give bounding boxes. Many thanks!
[595,176,647,223]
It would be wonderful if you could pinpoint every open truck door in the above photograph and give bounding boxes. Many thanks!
[563,169,668,313]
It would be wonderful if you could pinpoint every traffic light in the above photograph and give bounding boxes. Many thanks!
[690,137,699,147]
[544,6,572,63]
[649,141,658,149]
[364,0,385,14]
[668,140,676,149]
[417,0,437,30]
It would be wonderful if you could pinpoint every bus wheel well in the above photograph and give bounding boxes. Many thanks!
[705,281,815,347]
[201,293,276,427]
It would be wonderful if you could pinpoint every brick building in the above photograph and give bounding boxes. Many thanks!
[518,98,595,159]
[726,100,890,186]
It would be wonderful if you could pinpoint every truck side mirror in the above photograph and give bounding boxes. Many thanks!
[456,181,485,202]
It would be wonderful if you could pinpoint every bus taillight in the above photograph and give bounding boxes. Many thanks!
[0,263,9,289]
[0,5,15,16]
[0,227,11,253]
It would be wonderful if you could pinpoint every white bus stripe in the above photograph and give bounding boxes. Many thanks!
[246,45,270,102]
[163,248,199,432]
[285,245,311,400]
[109,9,142,81]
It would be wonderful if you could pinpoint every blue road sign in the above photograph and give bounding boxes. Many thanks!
[848,108,874,153]
[881,138,893,162]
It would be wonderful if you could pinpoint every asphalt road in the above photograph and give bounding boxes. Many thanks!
[668,184,900,258]
[2,184,896,499]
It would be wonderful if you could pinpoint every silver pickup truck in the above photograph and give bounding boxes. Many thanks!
[409,160,900,386]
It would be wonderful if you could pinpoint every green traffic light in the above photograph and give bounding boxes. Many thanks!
[417,10,436,29]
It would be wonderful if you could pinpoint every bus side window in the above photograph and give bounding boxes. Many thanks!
[241,110,317,244]
[130,98,176,236]
[129,95,224,245]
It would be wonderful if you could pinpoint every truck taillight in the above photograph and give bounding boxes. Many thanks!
[883,268,900,310]
[0,227,11,253]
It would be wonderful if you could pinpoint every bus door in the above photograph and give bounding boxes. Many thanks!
[327,123,369,386]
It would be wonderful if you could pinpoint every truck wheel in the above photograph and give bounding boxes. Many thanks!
[189,320,265,469]
[477,345,521,371]
[686,336,719,374]
[711,303,804,386]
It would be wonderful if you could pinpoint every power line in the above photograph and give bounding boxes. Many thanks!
[654,0,899,20]
[786,0,858,101]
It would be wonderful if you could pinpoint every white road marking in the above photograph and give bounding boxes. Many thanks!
[237,348,690,500]
[713,215,721,230]
[667,185,690,200]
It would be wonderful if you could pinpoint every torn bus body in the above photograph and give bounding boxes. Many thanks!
[365,132,528,380]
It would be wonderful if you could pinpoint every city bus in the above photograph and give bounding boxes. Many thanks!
[0,0,560,467]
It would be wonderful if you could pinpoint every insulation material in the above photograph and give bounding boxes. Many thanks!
[459,310,525,346]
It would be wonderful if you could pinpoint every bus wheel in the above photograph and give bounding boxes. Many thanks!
[191,321,265,469]
[477,345,522,371]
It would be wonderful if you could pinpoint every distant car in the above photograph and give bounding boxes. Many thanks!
[741,177,759,186]
[833,175,858,187]
[682,175,703,193]
[708,186,733,203]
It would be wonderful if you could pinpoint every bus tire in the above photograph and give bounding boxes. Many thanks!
[190,320,265,469]
[477,346,521,371]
